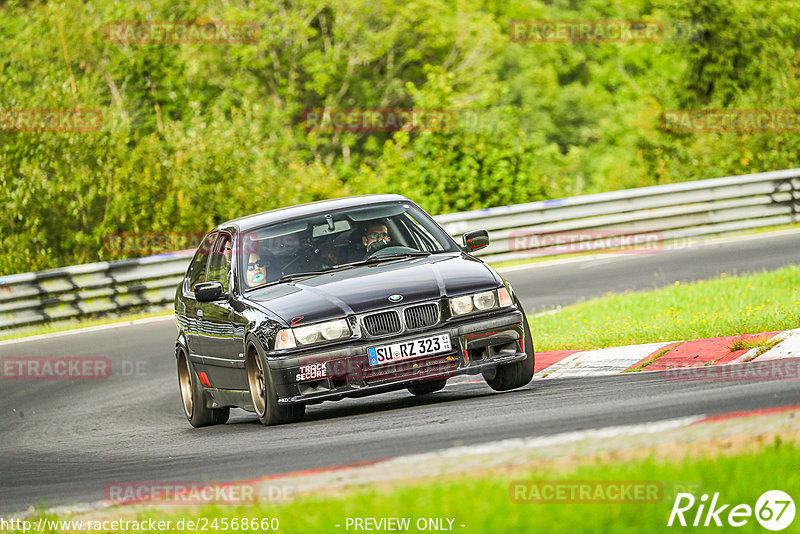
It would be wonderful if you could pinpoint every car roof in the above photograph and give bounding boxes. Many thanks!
[218,194,412,232]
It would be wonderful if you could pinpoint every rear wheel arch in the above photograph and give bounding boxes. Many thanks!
[176,346,230,427]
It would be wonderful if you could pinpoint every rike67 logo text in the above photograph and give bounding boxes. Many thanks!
[668,490,795,530]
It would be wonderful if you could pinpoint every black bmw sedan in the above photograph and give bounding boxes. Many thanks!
[174,195,534,427]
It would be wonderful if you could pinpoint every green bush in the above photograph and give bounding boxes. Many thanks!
[2,0,799,273]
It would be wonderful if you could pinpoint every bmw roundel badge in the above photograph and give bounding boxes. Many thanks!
[388,294,403,302]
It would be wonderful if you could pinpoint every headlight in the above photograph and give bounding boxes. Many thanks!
[473,290,497,310]
[320,319,349,340]
[276,318,352,350]
[449,288,513,317]
[450,295,474,316]
[294,324,321,345]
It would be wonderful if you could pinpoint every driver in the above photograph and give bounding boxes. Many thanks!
[362,222,391,256]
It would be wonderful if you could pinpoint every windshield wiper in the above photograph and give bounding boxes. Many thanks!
[254,265,355,288]
[277,271,328,282]
[367,251,431,262]
[340,251,432,266]
[279,264,357,282]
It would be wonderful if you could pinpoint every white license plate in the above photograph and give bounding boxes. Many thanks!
[367,334,452,366]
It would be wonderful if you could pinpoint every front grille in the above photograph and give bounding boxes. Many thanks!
[361,311,402,336]
[404,303,439,330]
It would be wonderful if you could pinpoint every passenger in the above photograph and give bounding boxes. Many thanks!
[245,251,269,288]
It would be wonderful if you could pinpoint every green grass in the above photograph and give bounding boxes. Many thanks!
[530,265,800,352]
[31,438,800,533]
[625,346,676,372]
[736,339,784,362]
[728,336,779,352]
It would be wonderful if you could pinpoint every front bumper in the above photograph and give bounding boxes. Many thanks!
[267,309,526,405]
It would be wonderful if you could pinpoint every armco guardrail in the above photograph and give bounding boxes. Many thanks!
[436,168,800,263]
[0,253,191,330]
[1,169,799,330]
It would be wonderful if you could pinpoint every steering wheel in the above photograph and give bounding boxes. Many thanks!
[367,245,419,258]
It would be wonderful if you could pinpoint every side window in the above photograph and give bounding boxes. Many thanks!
[187,232,216,292]
[399,215,440,252]
[207,233,232,292]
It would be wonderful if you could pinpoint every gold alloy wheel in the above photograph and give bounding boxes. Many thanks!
[177,353,193,417]
[247,351,267,417]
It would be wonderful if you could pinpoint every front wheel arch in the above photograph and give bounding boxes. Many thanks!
[175,330,188,359]
[483,297,535,391]
[245,338,304,426]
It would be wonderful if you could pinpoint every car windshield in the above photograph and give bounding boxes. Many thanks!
[238,201,458,291]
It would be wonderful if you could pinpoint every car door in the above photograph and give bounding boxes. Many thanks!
[197,232,248,390]
[183,232,216,359]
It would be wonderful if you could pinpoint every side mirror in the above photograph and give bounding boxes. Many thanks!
[195,281,225,302]
[462,229,490,253]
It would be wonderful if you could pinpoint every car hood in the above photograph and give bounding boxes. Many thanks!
[246,253,500,324]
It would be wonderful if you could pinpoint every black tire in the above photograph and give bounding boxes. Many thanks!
[177,351,230,427]
[246,343,305,426]
[484,298,535,391]
[407,379,448,396]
